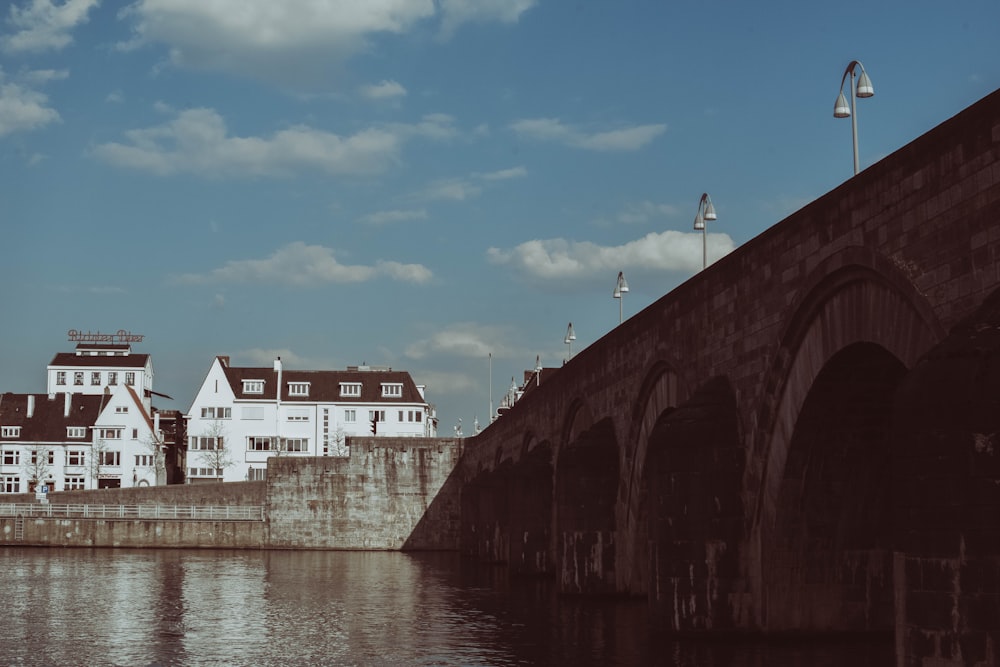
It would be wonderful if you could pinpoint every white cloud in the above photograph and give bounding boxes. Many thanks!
[420,177,482,201]
[511,117,666,151]
[92,107,402,177]
[477,165,526,181]
[357,208,428,225]
[438,0,535,37]
[1,0,99,53]
[405,322,521,360]
[21,68,69,83]
[0,74,60,137]
[613,200,679,225]
[360,79,406,100]
[487,230,736,281]
[172,241,432,286]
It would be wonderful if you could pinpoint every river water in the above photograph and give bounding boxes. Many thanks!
[0,548,892,666]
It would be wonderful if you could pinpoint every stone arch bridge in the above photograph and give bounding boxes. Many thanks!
[457,89,1000,664]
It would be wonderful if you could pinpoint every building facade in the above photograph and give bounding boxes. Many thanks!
[185,356,438,483]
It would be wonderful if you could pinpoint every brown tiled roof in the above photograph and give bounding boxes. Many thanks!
[219,362,426,404]
[49,352,150,368]
[0,392,107,442]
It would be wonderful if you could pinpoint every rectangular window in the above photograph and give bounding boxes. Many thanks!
[115,405,129,414]
[281,438,308,452]
[56,371,66,385]
[200,407,232,419]
[99,451,121,467]
[135,454,153,466]
[248,436,274,451]
[243,380,264,394]
[344,409,356,423]
[189,436,223,451]
[131,428,138,440]
[1,476,20,493]
[64,476,86,490]
[188,467,223,477]
[248,467,267,481]
[67,451,85,466]
[288,382,310,396]
[2,450,20,465]
[98,428,122,440]
[1,426,21,438]
[30,450,54,465]
[381,383,403,397]
[287,408,309,422]
[91,372,101,386]
[368,410,386,422]
[125,372,136,386]
[108,372,117,386]
[340,383,361,397]
[67,427,87,439]
[74,372,84,386]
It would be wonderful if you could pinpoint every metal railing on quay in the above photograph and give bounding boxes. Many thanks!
[0,503,265,522]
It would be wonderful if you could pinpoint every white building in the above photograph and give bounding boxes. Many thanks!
[185,356,438,483]
[0,339,167,494]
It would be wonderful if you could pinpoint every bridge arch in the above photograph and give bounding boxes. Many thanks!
[751,250,944,631]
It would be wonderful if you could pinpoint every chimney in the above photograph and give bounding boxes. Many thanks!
[219,355,230,367]
[27,395,35,418]
[64,392,72,417]
[274,357,282,404]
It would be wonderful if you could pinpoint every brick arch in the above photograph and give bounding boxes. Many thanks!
[617,361,688,594]
[556,397,595,468]
[749,252,944,626]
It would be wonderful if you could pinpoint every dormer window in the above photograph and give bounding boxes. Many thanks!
[1,426,21,438]
[243,380,264,394]
[67,427,87,439]
[288,382,310,397]
[340,383,361,397]
[381,383,403,398]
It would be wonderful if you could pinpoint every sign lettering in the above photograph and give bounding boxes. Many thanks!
[67,329,145,343]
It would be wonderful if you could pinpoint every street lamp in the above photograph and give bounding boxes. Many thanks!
[834,60,875,176]
[613,271,629,324]
[693,193,717,270]
[564,322,576,361]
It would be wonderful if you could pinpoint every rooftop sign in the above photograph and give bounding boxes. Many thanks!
[67,329,145,343]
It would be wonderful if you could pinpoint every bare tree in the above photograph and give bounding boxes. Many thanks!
[329,427,348,457]
[22,444,52,493]
[140,432,167,486]
[197,420,234,481]
[88,439,108,487]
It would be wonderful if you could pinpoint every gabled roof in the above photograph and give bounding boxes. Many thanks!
[0,392,107,442]
[124,384,155,434]
[217,360,427,404]
[48,352,151,368]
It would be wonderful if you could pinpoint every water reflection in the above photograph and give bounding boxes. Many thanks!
[0,548,891,666]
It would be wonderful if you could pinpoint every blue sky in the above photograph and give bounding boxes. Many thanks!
[2,0,999,434]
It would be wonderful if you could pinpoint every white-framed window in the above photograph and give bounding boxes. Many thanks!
[288,382,310,397]
[344,409,356,423]
[131,428,138,440]
[1,426,21,438]
[287,408,309,422]
[340,383,361,397]
[2,450,20,465]
[98,428,122,440]
[368,410,386,422]
[125,372,136,386]
[243,380,264,394]
[91,372,101,386]
[248,436,274,451]
[74,372,84,386]
[64,476,86,490]
[190,436,223,451]
[108,372,118,386]
[99,451,121,467]
[201,407,232,419]
[67,427,87,439]
[248,467,267,481]
[115,405,129,414]
[188,467,222,477]
[381,383,403,398]
[135,454,153,466]
[30,450,54,465]
[281,438,308,452]
[1,476,20,493]
[56,371,66,385]
[66,451,86,466]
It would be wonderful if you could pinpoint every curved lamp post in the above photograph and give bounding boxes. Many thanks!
[613,271,629,324]
[564,322,576,361]
[693,193,717,270]
[834,60,875,175]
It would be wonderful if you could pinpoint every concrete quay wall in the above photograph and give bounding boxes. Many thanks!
[0,516,266,548]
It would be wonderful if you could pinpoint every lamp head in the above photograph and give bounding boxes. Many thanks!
[834,91,851,118]
[855,70,874,98]
[564,323,576,343]
[693,213,705,231]
[616,271,629,293]
[703,199,717,221]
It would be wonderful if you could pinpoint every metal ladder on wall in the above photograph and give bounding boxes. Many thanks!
[14,514,24,541]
